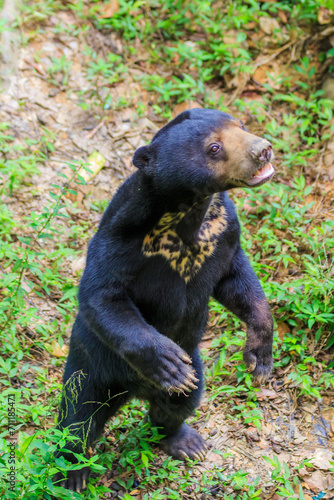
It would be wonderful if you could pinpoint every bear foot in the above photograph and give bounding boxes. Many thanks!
[54,466,90,492]
[162,423,208,461]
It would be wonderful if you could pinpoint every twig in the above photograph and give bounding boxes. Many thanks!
[85,120,104,140]
[228,442,257,461]
[253,40,296,69]
[226,39,302,106]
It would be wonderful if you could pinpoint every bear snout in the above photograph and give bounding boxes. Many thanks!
[249,140,273,163]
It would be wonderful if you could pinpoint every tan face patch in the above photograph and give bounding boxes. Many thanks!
[142,194,227,282]
[205,121,265,183]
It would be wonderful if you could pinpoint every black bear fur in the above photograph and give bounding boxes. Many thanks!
[55,109,275,491]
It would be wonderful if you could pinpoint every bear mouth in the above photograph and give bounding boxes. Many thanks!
[246,162,275,186]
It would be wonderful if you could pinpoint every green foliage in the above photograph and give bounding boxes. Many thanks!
[231,402,263,432]
[262,455,313,500]
[1,0,334,498]
[47,56,72,85]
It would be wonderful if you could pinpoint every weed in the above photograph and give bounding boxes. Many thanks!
[1,0,334,499]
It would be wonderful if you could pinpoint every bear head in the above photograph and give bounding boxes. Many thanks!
[133,109,274,199]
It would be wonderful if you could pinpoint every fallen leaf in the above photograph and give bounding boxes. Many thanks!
[301,402,317,423]
[323,135,334,179]
[276,321,291,341]
[271,434,283,444]
[293,429,307,444]
[21,280,33,293]
[261,423,272,437]
[173,100,202,118]
[311,448,334,470]
[244,427,260,441]
[27,59,48,77]
[277,10,288,24]
[301,470,326,493]
[100,0,120,18]
[206,450,224,464]
[253,65,270,84]
[256,388,278,400]
[46,340,69,358]
[256,439,269,449]
[200,339,213,350]
[66,189,84,206]
[246,21,257,30]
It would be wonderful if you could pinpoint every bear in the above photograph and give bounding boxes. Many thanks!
[55,108,275,492]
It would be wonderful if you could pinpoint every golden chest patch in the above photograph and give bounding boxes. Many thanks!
[142,194,227,282]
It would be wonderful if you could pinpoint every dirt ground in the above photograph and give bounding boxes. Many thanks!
[1,4,334,499]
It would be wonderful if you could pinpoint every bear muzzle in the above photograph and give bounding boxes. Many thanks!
[246,140,275,186]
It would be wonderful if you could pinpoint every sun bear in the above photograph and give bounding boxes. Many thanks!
[56,109,275,491]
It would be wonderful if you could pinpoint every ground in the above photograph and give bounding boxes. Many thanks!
[0,1,334,499]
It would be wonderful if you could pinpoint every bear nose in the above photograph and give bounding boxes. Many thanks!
[251,140,273,163]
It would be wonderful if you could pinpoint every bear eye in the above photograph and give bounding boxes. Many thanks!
[210,143,220,155]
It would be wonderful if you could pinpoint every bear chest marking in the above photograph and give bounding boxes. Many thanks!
[142,195,227,282]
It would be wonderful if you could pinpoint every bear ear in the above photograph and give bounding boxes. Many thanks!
[132,146,151,171]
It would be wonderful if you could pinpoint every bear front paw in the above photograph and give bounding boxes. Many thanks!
[243,343,273,385]
[151,345,199,394]
[126,339,199,394]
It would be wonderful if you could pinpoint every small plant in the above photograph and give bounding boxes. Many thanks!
[1,0,334,498]
[47,56,72,85]
[263,455,313,500]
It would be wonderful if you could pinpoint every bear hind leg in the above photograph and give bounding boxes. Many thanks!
[55,368,129,492]
[148,351,208,461]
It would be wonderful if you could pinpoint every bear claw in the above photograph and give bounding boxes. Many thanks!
[244,345,273,385]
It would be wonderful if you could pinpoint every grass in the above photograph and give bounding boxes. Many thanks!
[0,0,334,498]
